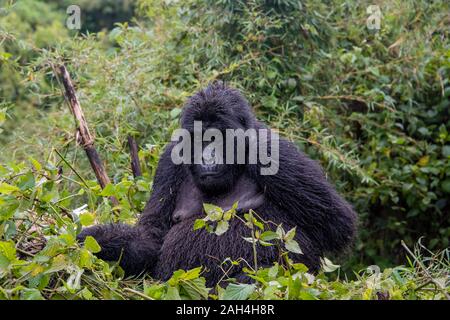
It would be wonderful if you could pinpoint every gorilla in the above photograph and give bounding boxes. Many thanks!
[77,82,357,285]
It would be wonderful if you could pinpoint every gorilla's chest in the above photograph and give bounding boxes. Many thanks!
[172,174,264,223]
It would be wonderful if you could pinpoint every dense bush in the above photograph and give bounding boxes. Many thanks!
[0,0,449,299]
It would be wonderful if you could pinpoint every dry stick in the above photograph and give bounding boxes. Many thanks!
[127,136,142,178]
[57,65,119,207]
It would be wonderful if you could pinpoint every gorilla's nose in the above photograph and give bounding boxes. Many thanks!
[202,147,217,165]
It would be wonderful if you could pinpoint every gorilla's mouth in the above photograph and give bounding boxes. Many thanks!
[199,164,220,176]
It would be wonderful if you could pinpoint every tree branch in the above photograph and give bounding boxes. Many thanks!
[56,64,119,207]
[127,135,142,178]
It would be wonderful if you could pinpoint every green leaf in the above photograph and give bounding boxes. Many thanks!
[45,254,68,274]
[0,52,12,61]
[59,233,75,246]
[223,208,234,221]
[287,277,302,299]
[260,231,279,241]
[79,248,93,268]
[168,269,185,285]
[268,264,279,278]
[321,257,340,273]
[144,283,165,299]
[298,289,319,300]
[417,155,429,167]
[29,157,42,171]
[100,183,115,196]
[17,172,35,190]
[80,212,96,226]
[0,254,9,269]
[258,240,274,246]
[84,236,101,253]
[253,219,264,231]
[292,263,309,272]
[276,224,285,238]
[193,219,206,230]
[165,286,181,300]
[222,283,256,300]
[38,238,61,259]
[0,241,16,262]
[215,220,229,236]
[0,196,20,221]
[20,288,44,300]
[181,277,209,300]
[284,227,297,241]
[203,203,223,221]
[0,183,20,195]
[81,287,93,300]
[285,239,303,254]
[182,267,202,280]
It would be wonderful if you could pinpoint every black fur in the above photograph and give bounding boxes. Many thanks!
[77,82,357,285]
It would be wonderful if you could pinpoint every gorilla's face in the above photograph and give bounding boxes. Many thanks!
[180,83,255,195]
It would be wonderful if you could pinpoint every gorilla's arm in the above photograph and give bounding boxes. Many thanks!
[246,124,357,255]
[77,142,185,275]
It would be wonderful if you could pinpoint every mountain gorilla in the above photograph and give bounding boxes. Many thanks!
[77,82,357,285]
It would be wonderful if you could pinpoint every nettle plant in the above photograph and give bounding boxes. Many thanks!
[192,202,339,295]
[195,202,305,267]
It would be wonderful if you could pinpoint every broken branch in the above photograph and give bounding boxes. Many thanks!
[56,64,119,207]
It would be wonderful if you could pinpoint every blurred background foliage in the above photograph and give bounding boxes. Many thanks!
[0,0,449,278]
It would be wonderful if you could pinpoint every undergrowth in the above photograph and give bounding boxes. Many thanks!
[0,160,448,300]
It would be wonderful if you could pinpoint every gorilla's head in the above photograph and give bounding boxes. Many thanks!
[181,82,256,195]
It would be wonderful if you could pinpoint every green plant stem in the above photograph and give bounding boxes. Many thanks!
[401,240,450,300]
[54,148,89,188]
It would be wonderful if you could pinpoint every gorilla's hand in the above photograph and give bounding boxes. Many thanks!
[75,142,184,277]
[76,225,104,244]
[77,223,160,276]
[76,224,135,262]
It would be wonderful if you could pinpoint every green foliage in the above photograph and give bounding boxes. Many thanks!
[0,159,447,299]
[0,0,449,299]
[197,202,303,255]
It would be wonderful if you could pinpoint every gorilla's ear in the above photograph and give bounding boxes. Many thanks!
[239,115,247,127]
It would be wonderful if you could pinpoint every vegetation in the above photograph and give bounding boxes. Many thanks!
[0,0,449,299]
